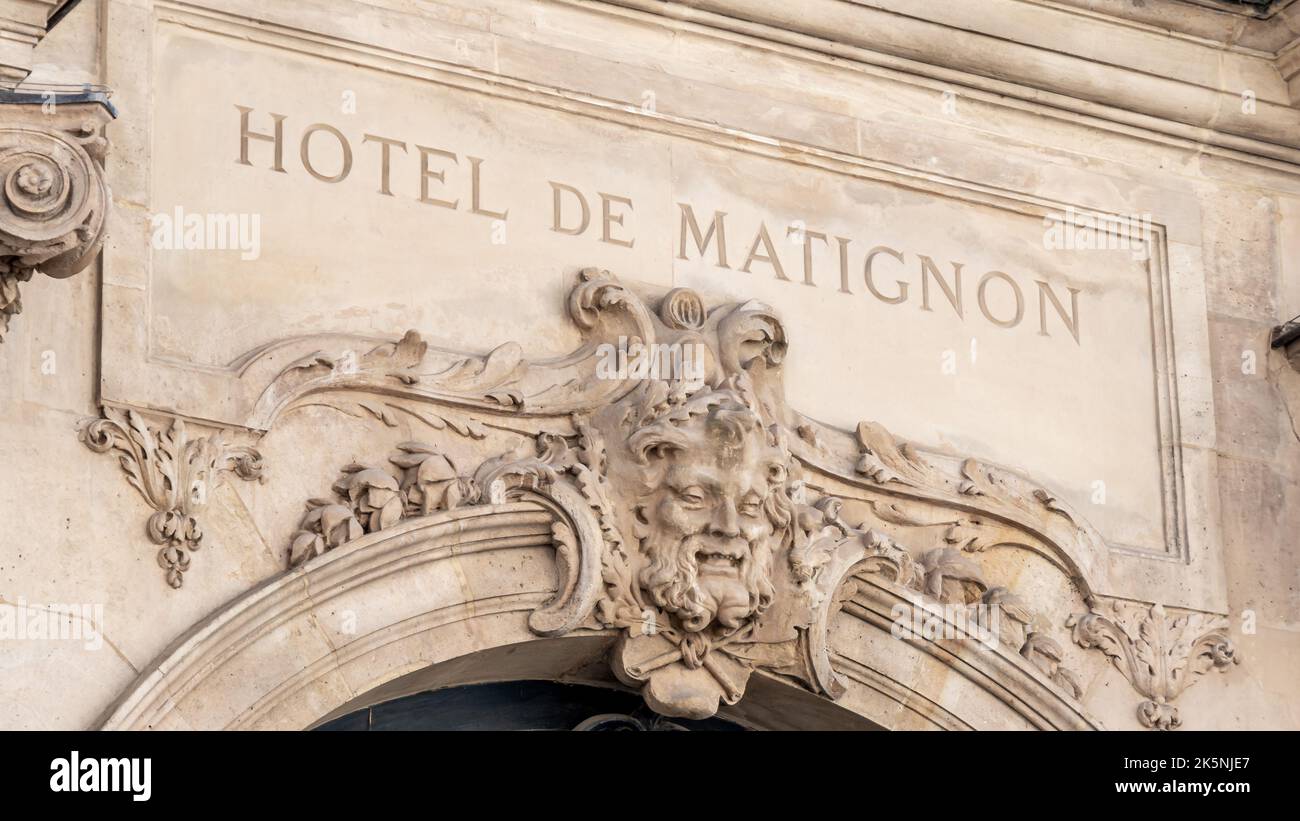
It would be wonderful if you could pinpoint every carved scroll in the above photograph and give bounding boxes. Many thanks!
[1068,598,1239,729]
[79,408,264,588]
[0,90,113,342]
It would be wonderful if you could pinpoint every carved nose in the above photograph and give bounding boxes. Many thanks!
[710,500,741,538]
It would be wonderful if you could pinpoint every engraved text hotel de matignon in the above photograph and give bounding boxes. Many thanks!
[236,105,1085,344]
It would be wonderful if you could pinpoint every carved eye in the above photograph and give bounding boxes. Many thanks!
[739,496,762,517]
[676,487,706,507]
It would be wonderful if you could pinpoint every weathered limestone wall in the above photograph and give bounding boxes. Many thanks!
[0,0,1296,730]
[1200,186,1300,729]
[1,0,142,730]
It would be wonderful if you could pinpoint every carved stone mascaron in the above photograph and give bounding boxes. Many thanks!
[258,269,1121,719]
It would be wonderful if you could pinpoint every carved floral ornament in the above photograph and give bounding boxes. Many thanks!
[83,268,1240,725]
[79,408,265,588]
[0,91,114,342]
[1068,598,1239,730]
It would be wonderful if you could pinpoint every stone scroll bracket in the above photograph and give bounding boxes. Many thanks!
[1068,597,1240,730]
[0,85,115,343]
[79,407,265,589]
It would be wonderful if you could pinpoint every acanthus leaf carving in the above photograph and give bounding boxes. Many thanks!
[79,408,264,588]
[1067,597,1240,730]
[854,420,932,486]
[959,458,1080,528]
[298,396,490,439]
[287,440,475,569]
[982,586,1036,647]
[248,267,663,428]
[917,547,988,604]
[1021,632,1085,699]
[943,519,997,552]
[289,500,363,568]
[861,499,999,553]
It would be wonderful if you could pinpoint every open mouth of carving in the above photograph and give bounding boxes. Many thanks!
[697,550,744,574]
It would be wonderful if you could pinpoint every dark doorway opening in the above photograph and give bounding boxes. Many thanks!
[314,680,747,731]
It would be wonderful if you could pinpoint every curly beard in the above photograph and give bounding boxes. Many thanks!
[639,532,775,633]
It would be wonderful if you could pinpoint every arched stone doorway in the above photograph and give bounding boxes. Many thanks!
[97,502,1098,731]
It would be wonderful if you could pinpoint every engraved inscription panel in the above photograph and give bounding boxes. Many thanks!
[127,23,1175,557]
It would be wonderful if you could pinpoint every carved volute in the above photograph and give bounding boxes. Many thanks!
[0,86,114,341]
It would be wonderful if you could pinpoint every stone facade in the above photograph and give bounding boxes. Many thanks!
[0,0,1297,730]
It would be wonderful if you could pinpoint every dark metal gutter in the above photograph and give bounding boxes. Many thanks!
[48,0,86,31]
[1272,315,1300,350]
[0,84,116,117]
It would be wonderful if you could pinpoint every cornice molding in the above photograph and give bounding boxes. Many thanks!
[0,0,64,82]
[598,0,1300,166]
[1044,0,1300,55]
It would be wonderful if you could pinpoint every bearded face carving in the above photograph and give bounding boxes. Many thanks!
[631,399,783,636]
[604,380,803,718]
